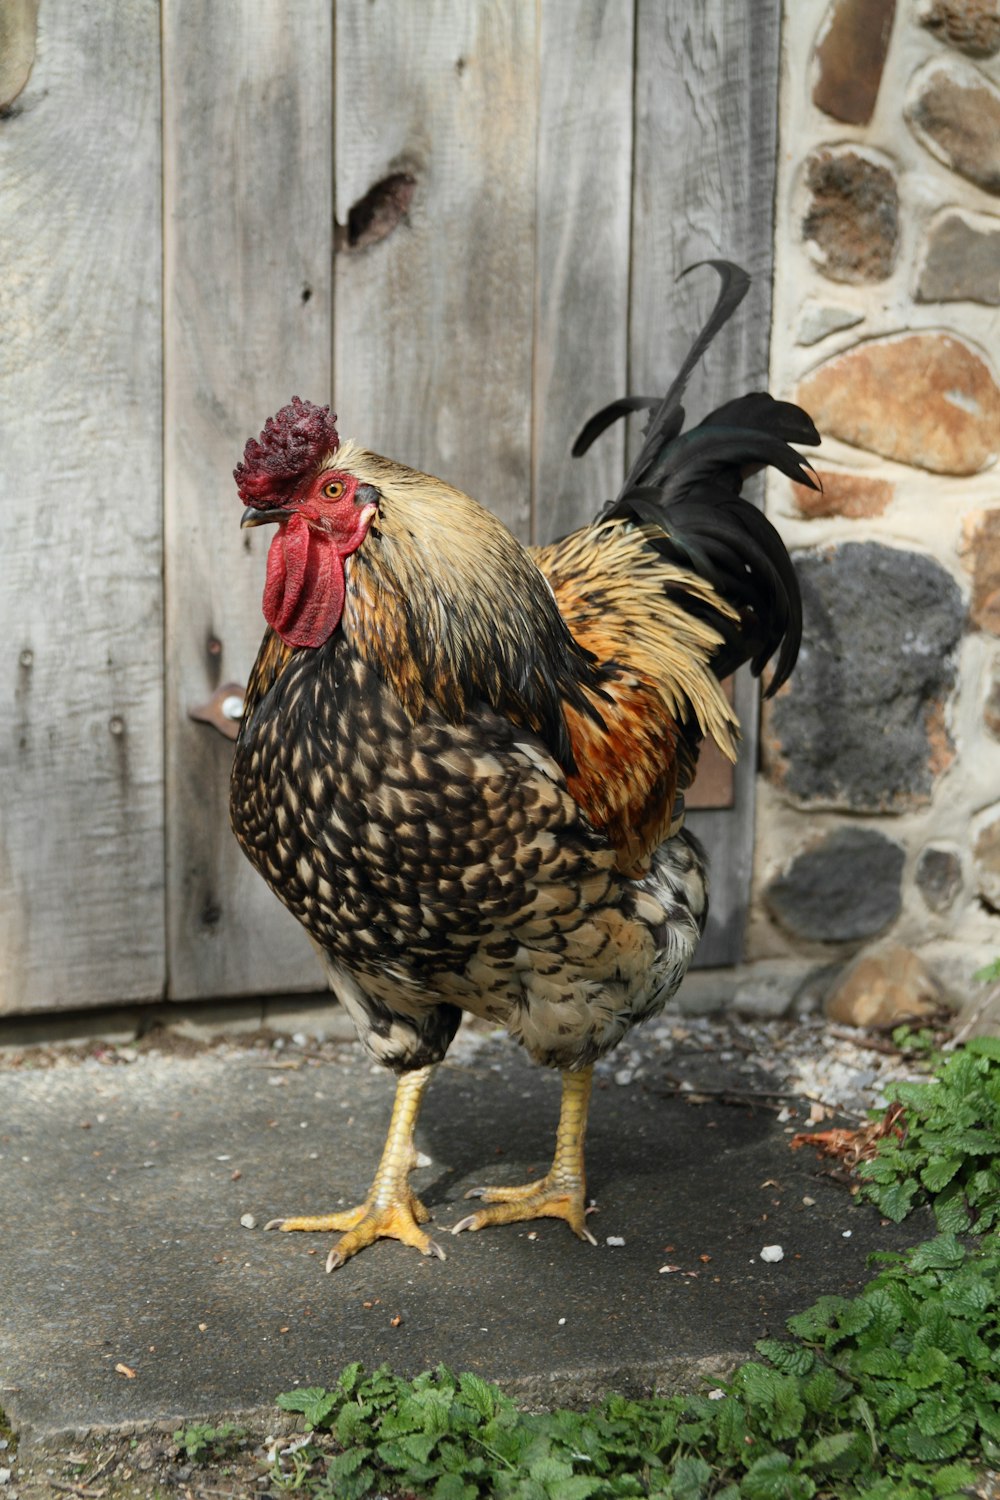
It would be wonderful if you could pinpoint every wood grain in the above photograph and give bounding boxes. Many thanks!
[162,0,333,999]
[532,0,635,545]
[333,0,537,538]
[0,0,165,1013]
[631,0,781,964]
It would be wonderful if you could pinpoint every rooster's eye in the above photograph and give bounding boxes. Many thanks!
[322,479,346,501]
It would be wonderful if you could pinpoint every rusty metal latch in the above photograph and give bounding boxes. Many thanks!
[189,682,246,742]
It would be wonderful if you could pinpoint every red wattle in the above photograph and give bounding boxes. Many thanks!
[262,514,346,648]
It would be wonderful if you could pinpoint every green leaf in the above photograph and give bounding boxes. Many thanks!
[874,1177,921,1222]
[966,1032,1000,1057]
[740,1451,814,1500]
[802,1365,851,1414]
[458,1371,499,1421]
[548,1479,605,1500]
[805,1430,860,1472]
[933,1460,978,1496]
[755,1339,814,1376]
[920,1156,962,1192]
[669,1454,711,1500]
[906,1234,964,1271]
[932,1184,972,1234]
[275,1385,338,1430]
[432,1474,477,1500]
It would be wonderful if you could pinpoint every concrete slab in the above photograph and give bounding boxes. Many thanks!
[0,1028,926,1447]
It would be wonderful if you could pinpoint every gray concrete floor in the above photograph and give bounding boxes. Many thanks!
[0,1024,927,1447]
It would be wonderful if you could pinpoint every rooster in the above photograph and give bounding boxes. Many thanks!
[230,261,819,1271]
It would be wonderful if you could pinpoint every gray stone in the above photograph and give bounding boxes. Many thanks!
[973,807,1000,907]
[917,208,1000,304]
[766,544,965,810]
[765,828,905,944]
[918,0,1000,58]
[802,147,899,283]
[985,660,1000,738]
[905,58,1000,195]
[915,845,963,912]
[796,300,865,346]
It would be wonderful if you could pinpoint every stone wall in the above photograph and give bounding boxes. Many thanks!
[753,0,1000,1023]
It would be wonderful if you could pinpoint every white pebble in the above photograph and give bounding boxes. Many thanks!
[415,1151,433,1169]
[614,1068,634,1086]
[708,1389,726,1401]
[760,1244,784,1263]
[240,1213,257,1229]
[842,1230,852,1239]
[605,1235,626,1247]
[558,1317,566,1325]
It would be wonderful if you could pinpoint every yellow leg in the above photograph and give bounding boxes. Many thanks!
[265,1065,444,1271]
[452,1066,597,1244]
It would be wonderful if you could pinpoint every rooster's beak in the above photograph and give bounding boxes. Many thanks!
[240,506,290,529]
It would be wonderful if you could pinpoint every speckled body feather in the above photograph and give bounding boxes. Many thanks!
[232,527,711,1075]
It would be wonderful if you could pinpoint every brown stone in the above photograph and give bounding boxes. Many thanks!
[918,0,1000,58]
[917,208,1000,305]
[812,0,897,123]
[825,945,943,1028]
[802,148,899,283]
[795,468,894,520]
[797,332,1000,475]
[961,510,1000,633]
[905,58,1000,195]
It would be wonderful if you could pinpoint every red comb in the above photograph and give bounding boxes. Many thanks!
[234,397,339,504]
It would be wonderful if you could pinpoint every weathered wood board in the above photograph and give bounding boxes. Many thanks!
[162,0,333,999]
[533,0,635,544]
[630,0,782,963]
[333,0,537,539]
[0,0,165,1013]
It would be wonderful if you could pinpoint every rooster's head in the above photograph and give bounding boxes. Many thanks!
[235,397,379,649]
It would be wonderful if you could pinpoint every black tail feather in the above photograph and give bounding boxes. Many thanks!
[572,261,819,696]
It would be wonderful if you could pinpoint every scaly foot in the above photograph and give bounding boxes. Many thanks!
[452,1065,598,1244]
[451,1172,597,1244]
[266,1190,446,1271]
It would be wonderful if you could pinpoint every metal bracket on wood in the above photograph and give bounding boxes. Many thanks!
[188,682,245,741]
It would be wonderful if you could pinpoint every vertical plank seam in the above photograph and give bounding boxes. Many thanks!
[624,0,640,496]
[159,0,172,1000]
[529,0,542,545]
[331,0,338,414]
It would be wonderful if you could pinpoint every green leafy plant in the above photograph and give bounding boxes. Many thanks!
[856,1036,1000,1231]
[172,1420,246,1464]
[267,1235,998,1499]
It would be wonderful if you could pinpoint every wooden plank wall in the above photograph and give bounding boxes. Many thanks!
[0,0,781,1012]
[162,0,334,1000]
[0,0,165,1013]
